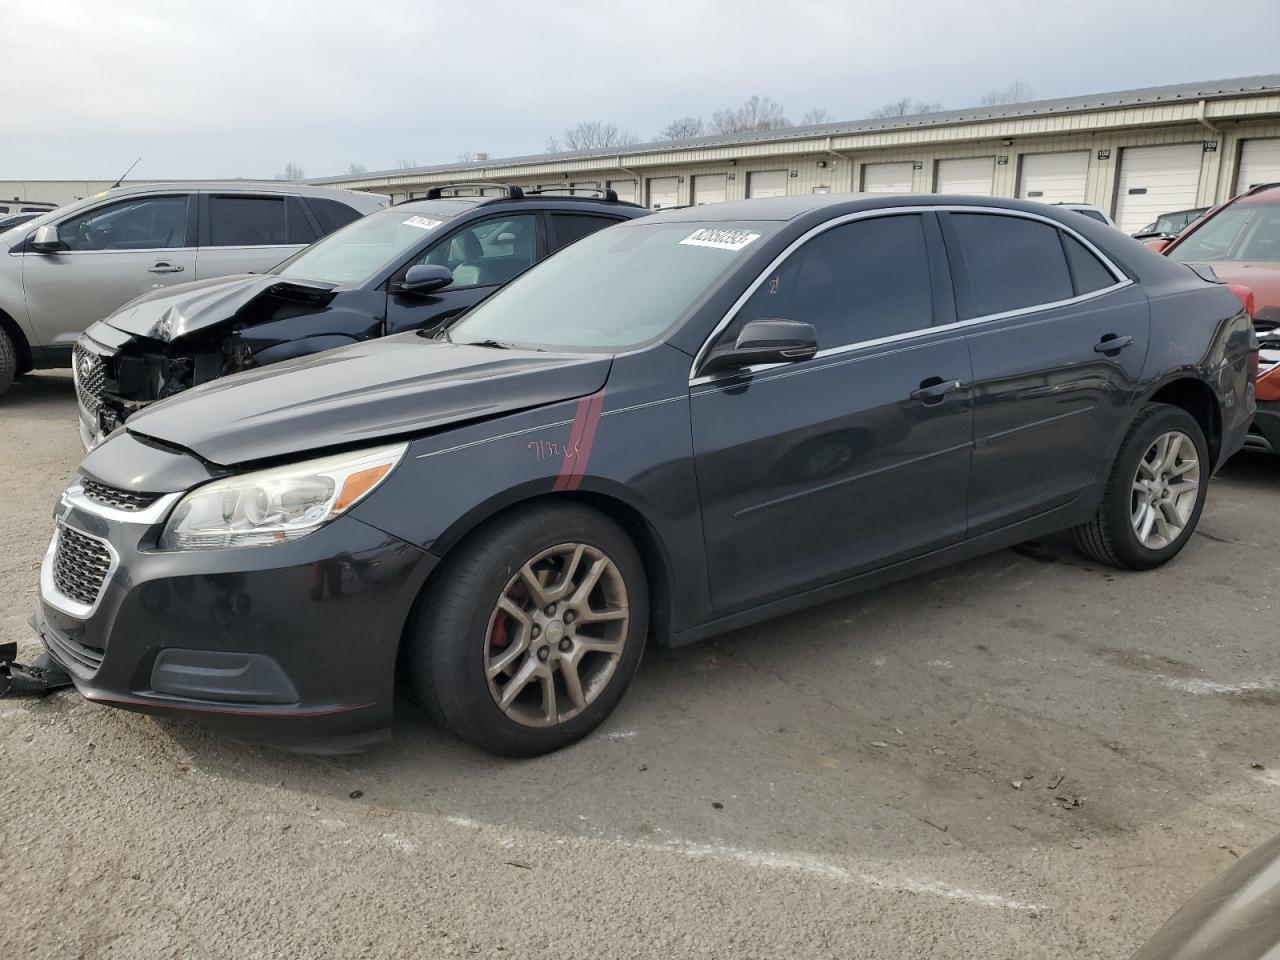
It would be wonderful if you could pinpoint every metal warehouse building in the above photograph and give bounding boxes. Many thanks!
[317,74,1280,234]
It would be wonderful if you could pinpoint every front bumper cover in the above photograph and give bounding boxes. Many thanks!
[34,486,437,753]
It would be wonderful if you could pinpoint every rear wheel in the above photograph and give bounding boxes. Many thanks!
[1072,403,1209,570]
[0,326,15,396]
[409,502,648,756]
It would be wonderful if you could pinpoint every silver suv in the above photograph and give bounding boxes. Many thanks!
[0,182,386,396]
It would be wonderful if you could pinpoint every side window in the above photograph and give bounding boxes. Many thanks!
[56,196,189,252]
[550,214,620,252]
[286,197,318,245]
[1063,234,1117,295]
[724,214,933,351]
[416,214,538,289]
[308,197,364,235]
[949,214,1073,317]
[207,195,287,247]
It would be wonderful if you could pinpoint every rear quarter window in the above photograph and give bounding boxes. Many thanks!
[307,197,365,235]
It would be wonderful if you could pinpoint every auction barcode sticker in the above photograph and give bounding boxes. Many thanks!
[679,228,762,252]
[403,215,444,230]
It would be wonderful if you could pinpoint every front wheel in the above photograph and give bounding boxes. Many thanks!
[0,326,16,397]
[1073,403,1209,570]
[409,502,648,757]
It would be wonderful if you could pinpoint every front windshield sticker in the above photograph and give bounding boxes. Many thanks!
[679,228,762,252]
[403,215,443,231]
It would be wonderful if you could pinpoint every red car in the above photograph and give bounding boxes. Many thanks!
[1156,182,1280,453]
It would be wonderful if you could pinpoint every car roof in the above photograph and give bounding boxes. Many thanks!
[96,180,386,206]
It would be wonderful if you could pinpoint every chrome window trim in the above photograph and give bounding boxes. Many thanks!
[688,204,1132,385]
[40,522,120,621]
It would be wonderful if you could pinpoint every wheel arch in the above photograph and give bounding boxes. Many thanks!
[1142,375,1223,466]
[0,305,33,374]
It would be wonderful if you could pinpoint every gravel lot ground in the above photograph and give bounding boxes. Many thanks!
[2,370,1278,959]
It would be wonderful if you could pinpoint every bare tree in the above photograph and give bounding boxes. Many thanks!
[800,107,832,126]
[344,162,367,176]
[711,95,792,134]
[658,116,706,141]
[546,121,638,153]
[394,158,419,170]
[980,81,1035,106]
[275,162,305,181]
[869,98,943,118]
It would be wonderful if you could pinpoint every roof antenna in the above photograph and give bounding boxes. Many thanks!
[110,157,142,189]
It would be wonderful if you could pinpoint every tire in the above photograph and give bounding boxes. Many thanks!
[1072,403,1209,570]
[0,326,15,397]
[408,502,649,757]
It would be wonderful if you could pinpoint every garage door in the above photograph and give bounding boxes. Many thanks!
[1113,144,1203,234]
[861,162,915,193]
[1237,139,1280,194]
[692,174,728,205]
[935,157,995,196]
[607,179,636,203]
[1018,151,1089,204]
[647,177,679,210]
[747,170,788,198]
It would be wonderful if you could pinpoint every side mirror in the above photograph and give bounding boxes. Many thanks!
[396,263,453,295]
[700,318,818,376]
[31,224,61,253]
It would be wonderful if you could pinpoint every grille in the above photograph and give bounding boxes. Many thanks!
[42,626,105,676]
[73,342,107,417]
[81,477,159,512]
[52,525,112,608]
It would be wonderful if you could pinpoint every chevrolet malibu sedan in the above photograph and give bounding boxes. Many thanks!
[33,194,1257,756]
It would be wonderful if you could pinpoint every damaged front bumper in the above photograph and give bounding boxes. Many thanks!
[0,641,73,699]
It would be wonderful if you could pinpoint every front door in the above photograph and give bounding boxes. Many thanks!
[690,212,974,613]
[939,211,1150,535]
[385,213,541,336]
[20,193,195,349]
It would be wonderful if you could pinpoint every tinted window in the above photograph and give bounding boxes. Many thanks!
[286,197,317,245]
[416,215,537,289]
[950,214,1073,317]
[1064,235,1116,294]
[208,195,287,247]
[551,214,620,251]
[308,197,364,235]
[1074,208,1108,224]
[727,214,933,350]
[57,196,189,252]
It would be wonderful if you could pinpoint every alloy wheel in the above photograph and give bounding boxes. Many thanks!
[484,542,630,727]
[1130,430,1200,550]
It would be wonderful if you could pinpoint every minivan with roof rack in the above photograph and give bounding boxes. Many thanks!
[71,183,648,448]
[0,181,387,398]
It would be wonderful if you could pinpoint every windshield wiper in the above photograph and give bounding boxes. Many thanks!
[461,338,515,350]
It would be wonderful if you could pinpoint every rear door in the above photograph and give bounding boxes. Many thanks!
[690,212,973,612]
[941,210,1149,535]
[195,192,316,279]
[385,213,542,336]
[20,192,195,349]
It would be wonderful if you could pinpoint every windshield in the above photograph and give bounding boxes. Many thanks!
[1169,201,1280,263]
[274,204,460,285]
[447,221,775,350]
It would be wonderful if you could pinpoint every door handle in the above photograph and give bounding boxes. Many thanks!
[1093,334,1134,354]
[148,262,184,274]
[909,378,964,403]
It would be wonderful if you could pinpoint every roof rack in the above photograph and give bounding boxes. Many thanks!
[1243,181,1280,196]
[424,182,525,200]
[524,185,619,201]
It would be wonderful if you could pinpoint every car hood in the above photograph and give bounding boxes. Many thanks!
[1132,833,1280,960]
[124,334,613,466]
[102,273,339,342]
[1186,262,1280,323]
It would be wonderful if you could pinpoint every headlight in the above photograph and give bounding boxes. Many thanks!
[160,443,406,550]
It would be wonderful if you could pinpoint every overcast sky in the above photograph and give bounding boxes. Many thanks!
[5,0,1277,181]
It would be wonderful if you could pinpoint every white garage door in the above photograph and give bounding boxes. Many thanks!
[647,177,679,210]
[1237,139,1280,194]
[1114,144,1203,234]
[692,174,728,205]
[607,179,636,203]
[1018,151,1089,204]
[747,170,788,198]
[862,162,915,193]
[935,157,995,196]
